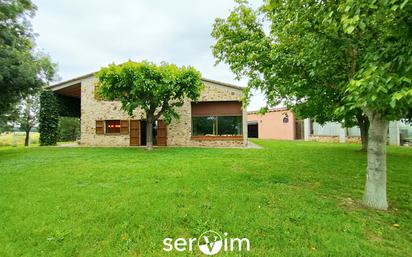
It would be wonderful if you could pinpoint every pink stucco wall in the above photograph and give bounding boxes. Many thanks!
[248,110,296,140]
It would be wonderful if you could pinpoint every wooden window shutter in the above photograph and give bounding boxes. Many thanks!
[129,120,140,146]
[120,120,129,134]
[96,120,104,134]
[157,120,167,146]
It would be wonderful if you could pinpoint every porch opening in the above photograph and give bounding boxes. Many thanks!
[139,120,158,146]
[248,121,258,138]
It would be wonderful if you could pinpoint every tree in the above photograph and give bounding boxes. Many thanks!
[212,0,412,210]
[212,0,372,151]
[15,94,39,146]
[341,0,412,209]
[0,0,55,118]
[96,61,204,150]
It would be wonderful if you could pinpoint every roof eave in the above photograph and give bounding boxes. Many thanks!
[48,73,244,92]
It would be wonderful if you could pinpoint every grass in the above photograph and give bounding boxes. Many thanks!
[0,140,411,257]
[0,132,39,147]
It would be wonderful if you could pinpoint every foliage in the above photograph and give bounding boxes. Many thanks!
[13,94,40,146]
[212,0,412,209]
[96,61,203,149]
[15,94,39,131]
[211,0,412,124]
[0,141,411,256]
[97,61,203,123]
[0,106,19,133]
[0,0,56,117]
[338,0,412,120]
[58,116,80,142]
[39,90,59,146]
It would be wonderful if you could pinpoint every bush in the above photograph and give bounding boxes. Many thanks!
[39,90,59,146]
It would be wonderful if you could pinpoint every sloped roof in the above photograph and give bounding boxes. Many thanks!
[48,70,244,91]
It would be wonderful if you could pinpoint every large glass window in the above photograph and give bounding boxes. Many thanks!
[192,116,242,136]
[192,116,216,136]
[218,116,242,135]
[106,120,121,134]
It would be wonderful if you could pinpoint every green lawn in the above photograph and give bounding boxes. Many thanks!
[0,140,411,257]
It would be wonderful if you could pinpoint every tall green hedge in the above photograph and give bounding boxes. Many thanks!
[39,90,59,146]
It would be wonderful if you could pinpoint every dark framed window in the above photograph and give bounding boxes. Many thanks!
[106,120,121,134]
[192,116,216,136]
[192,116,242,136]
[217,116,242,135]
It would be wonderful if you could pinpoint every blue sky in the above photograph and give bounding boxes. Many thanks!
[31,0,266,111]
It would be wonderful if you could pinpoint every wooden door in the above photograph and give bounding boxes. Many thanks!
[157,120,167,146]
[130,120,140,146]
[295,120,304,140]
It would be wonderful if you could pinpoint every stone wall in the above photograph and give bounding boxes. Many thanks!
[80,76,246,147]
[309,135,361,144]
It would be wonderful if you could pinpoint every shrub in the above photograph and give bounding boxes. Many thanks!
[39,90,59,146]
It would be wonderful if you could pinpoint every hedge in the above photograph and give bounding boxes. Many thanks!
[39,90,59,146]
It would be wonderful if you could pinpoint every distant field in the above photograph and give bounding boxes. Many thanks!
[0,132,39,147]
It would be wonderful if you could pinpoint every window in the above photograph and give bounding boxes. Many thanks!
[95,120,129,135]
[192,116,216,136]
[192,116,242,136]
[191,101,243,138]
[106,120,121,134]
[217,116,242,135]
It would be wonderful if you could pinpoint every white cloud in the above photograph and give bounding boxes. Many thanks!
[32,0,266,110]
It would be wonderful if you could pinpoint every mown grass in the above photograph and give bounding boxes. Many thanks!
[0,140,411,257]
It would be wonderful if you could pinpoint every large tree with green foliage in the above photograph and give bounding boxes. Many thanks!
[0,0,55,118]
[96,61,204,150]
[212,0,412,210]
[212,0,371,151]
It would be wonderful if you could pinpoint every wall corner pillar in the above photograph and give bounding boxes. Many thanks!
[388,121,400,146]
[243,107,248,147]
[304,118,311,141]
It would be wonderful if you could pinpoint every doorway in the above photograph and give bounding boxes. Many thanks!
[295,120,304,139]
[139,120,158,146]
[248,122,259,138]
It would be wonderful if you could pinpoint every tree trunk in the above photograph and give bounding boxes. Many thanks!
[146,116,153,150]
[362,110,389,210]
[24,130,30,147]
[356,114,370,152]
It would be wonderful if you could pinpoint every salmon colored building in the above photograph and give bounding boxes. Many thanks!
[247,108,304,140]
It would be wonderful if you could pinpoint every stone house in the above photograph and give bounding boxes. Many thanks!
[49,72,248,147]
